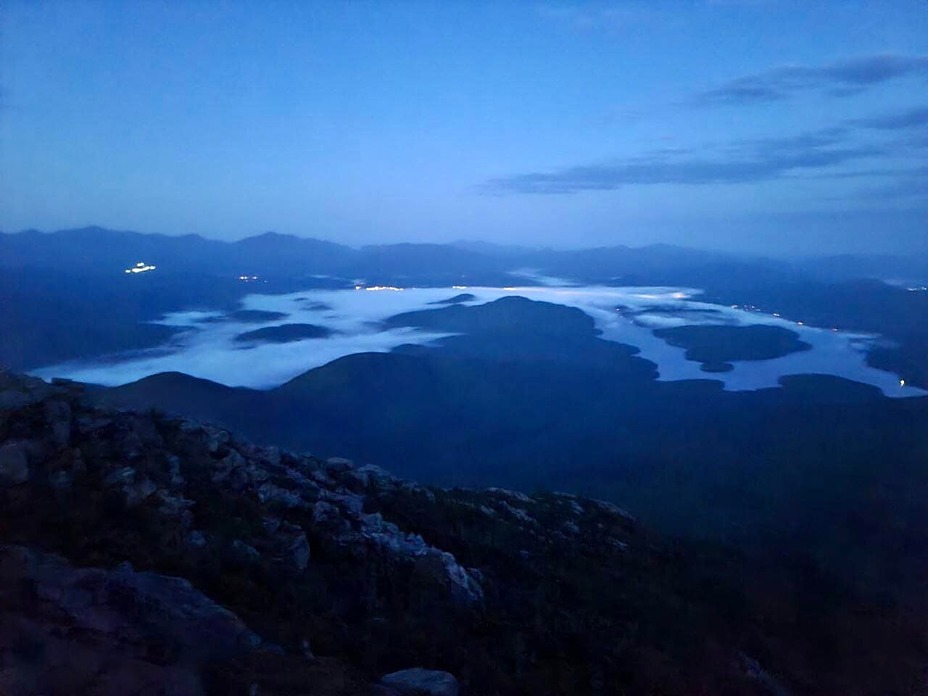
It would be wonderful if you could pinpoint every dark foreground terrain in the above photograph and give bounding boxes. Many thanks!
[2,370,927,695]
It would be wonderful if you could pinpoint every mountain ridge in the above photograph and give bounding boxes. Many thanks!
[3,369,926,694]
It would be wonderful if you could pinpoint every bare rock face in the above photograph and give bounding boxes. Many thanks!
[0,544,262,696]
[379,668,460,696]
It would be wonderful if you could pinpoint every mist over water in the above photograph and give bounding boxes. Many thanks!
[32,284,922,397]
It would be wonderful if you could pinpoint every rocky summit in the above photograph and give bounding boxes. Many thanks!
[0,369,924,695]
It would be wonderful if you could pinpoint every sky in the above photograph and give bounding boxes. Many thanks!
[2,1,927,255]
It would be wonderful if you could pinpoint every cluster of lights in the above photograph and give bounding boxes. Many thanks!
[238,275,259,282]
[124,262,156,274]
[354,285,404,291]
[729,305,820,329]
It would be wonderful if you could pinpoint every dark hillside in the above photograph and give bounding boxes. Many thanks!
[98,298,928,621]
[4,371,928,694]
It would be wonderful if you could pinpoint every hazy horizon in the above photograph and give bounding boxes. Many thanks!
[2,2,927,255]
[4,221,928,260]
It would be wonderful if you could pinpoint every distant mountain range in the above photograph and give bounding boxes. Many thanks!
[3,226,926,387]
[4,225,928,284]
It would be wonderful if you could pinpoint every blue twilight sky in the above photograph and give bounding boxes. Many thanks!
[2,1,926,255]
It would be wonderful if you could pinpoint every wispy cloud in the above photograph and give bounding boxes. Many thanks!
[483,129,880,194]
[850,166,928,202]
[485,102,928,195]
[694,54,928,105]
[848,106,928,130]
[32,285,918,397]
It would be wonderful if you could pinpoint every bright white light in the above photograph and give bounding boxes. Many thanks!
[125,262,156,274]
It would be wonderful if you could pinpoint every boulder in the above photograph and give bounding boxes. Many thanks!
[284,530,311,572]
[186,530,208,548]
[203,426,231,453]
[44,398,72,446]
[232,540,262,564]
[0,544,262,695]
[167,454,185,487]
[156,490,196,527]
[379,668,460,696]
[48,470,73,490]
[102,466,136,488]
[0,371,53,410]
[273,522,311,572]
[311,500,351,532]
[124,477,158,506]
[212,449,246,484]
[325,456,355,472]
[256,481,309,510]
[0,441,30,484]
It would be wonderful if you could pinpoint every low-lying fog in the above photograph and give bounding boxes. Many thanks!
[33,284,922,397]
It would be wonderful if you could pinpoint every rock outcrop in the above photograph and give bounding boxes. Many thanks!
[0,369,923,695]
[379,668,460,696]
[0,544,259,696]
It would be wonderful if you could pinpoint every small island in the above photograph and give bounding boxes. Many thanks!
[298,300,334,312]
[234,323,332,343]
[228,309,290,323]
[428,293,477,305]
[653,324,812,372]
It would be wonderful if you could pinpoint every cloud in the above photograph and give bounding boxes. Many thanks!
[484,102,928,195]
[31,285,918,397]
[31,289,462,389]
[848,106,928,130]
[483,129,880,194]
[850,166,928,202]
[695,54,928,105]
